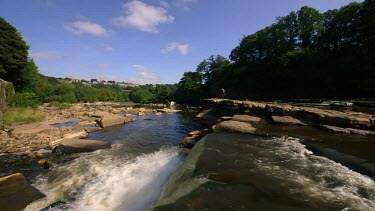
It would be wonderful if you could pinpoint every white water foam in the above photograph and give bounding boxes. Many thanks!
[255,137,375,210]
[25,147,183,211]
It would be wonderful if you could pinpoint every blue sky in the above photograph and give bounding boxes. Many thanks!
[0,0,360,84]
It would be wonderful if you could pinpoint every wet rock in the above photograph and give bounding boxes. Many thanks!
[189,130,201,136]
[155,112,162,116]
[138,111,145,116]
[97,115,129,128]
[271,115,307,126]
[0,173,45,211]
[37,159,51,169]
[52,138,111,154]
[218,121,256,134]
[125,113,132,117]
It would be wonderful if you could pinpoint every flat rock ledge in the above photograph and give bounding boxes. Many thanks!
[218,120,256,134]
[203,98,375,135]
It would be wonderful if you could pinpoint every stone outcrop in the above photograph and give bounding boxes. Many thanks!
[0,173,45,211]
[203,98,375,132]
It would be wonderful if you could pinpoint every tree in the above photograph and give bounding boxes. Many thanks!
[174,71,203,103]
[129,88,155,103]
[0,17,29,87]
[16,59,40,92]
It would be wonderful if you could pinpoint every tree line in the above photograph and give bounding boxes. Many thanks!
[175,0,375,102]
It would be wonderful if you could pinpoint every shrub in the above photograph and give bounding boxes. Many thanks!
[7,92,40,108]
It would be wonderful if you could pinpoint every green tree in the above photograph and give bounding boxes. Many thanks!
[0,17,29,87]
[129,87,155,103]
[16,59,40,92]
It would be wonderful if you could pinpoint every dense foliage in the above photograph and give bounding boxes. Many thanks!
[175,0,375,101]
[0,17,30,90]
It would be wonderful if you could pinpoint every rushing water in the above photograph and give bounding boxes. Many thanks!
[11,112,375,210]
[24,113,200,211]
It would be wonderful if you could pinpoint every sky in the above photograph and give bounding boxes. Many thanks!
[0,0,361,84]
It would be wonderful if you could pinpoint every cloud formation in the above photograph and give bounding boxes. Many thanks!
[30,52,63,59]
[65,21,110,37]
[162,42,189,55]
[128,64,162,84]
[113,0,174,32]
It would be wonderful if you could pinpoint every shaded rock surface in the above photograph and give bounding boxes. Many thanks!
[0,173,45,211]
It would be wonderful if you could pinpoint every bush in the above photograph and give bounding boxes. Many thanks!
[2,107,45,125]
[7,92,40,108]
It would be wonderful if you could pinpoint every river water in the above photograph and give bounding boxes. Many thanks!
[12,112,375,210]
[24,113,200,211]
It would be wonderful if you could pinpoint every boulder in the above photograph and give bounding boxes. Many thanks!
[138,111,145,116]
[90,111,111,118]
[0,173,45,211]
[97,115,129,128]
[218,121,256,134]
[271,115,306,126]
[53,138,111,154]
[84,126,103,133]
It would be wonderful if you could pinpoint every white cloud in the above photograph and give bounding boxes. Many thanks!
[162,42,189,55]
[65,21,110,37]
[113,0,174,32]
[30,52,63,59]
[103,44,114,51]
[128,64,162,84]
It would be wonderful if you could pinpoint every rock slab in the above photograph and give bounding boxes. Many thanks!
[0,173,45,211]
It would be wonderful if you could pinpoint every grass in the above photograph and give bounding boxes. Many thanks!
[49,101,72,109]
[2,107,46,126]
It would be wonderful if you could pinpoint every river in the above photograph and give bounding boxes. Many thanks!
[24,113,200,211]
[2,112,374,210]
